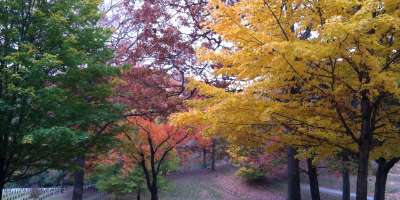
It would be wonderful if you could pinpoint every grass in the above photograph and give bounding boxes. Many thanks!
[103,164,400,200]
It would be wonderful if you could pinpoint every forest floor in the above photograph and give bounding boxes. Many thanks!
[116,164,397,200]
[51,163,400,200]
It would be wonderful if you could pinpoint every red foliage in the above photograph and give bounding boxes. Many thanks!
[98,0,225,176]
[103,0,220,80]
[91,116,193,175]
[193,134,212,148]
[123,116,191,162]
[114,67,184,118]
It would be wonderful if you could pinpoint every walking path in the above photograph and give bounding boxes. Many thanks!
[302,184,374,200]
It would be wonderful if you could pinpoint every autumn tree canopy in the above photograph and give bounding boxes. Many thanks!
[3,1,400,200]
[173,1,400,200]
[107,117,191,200]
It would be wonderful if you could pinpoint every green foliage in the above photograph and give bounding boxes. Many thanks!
[9,170,66,188]
[236,167,266,181]
[92,164,145,195]
[0,0,122,186]
[159,152,180,175]
[92,152,180,196]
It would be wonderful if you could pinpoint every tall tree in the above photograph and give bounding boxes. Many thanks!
[0,0,120,198]
[173,1,400,200]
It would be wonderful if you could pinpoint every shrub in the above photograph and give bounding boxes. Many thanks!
[236,167,266,181]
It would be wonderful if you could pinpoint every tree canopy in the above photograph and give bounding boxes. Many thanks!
[173,1,400,200]
[0,0,121,197]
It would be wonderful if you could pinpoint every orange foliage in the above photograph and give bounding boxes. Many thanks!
[110,117,193,174]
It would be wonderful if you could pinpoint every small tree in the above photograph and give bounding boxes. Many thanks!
[116,117,190,200]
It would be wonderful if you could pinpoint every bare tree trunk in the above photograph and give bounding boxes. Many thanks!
[374,158,399,200]
[0,182,4,200]
[211,139,216,171]
[374,159,388,200]
[307,159,320,200]
[342,165,350,200]
[356,142,370,200]
[136,187,141,200]
[342,153,350,200]
[356,90,372,200]
[150,185,158,200]
[0,158,6,200]
[72,155,85,200]
[287,147,301,200]
[149,163,159,200]
[203,148,207,168]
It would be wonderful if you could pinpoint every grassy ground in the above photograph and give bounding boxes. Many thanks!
[117,166,283,200]
[117,166,342,200]
[53,163,400,200]
[116,164,400,200]
[302,163,400,200]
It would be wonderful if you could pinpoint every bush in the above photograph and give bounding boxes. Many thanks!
[236,167,266,181]
[90,164,144,197]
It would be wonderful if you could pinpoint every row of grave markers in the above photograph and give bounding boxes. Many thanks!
[1,187,64,200]
[1,185,106,200]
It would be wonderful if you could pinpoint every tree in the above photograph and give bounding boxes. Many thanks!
[0,0,120,198]
[35,1,123,200]
[173,1,400,200]
[115,117,190,200]
[60,49,122,200]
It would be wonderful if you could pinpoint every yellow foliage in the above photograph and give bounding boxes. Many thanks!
[173,0,400,161]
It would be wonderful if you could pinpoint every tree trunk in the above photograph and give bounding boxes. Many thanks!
[211,139,216,171]
[149,172,159,200]
[307,159,320,200]
[0,159,6,200]
[373,158,399,200]
[356,90,372,200]
[356,140,371,200]
[342,165,351,200]
[374,159,388,200]
[203,148,207,168]
[137,187,141,200]
[150,186,158,200]
[0,182,4,200]
[72,155,85,200]
[287,146,301,200]
[342,153,350,200]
